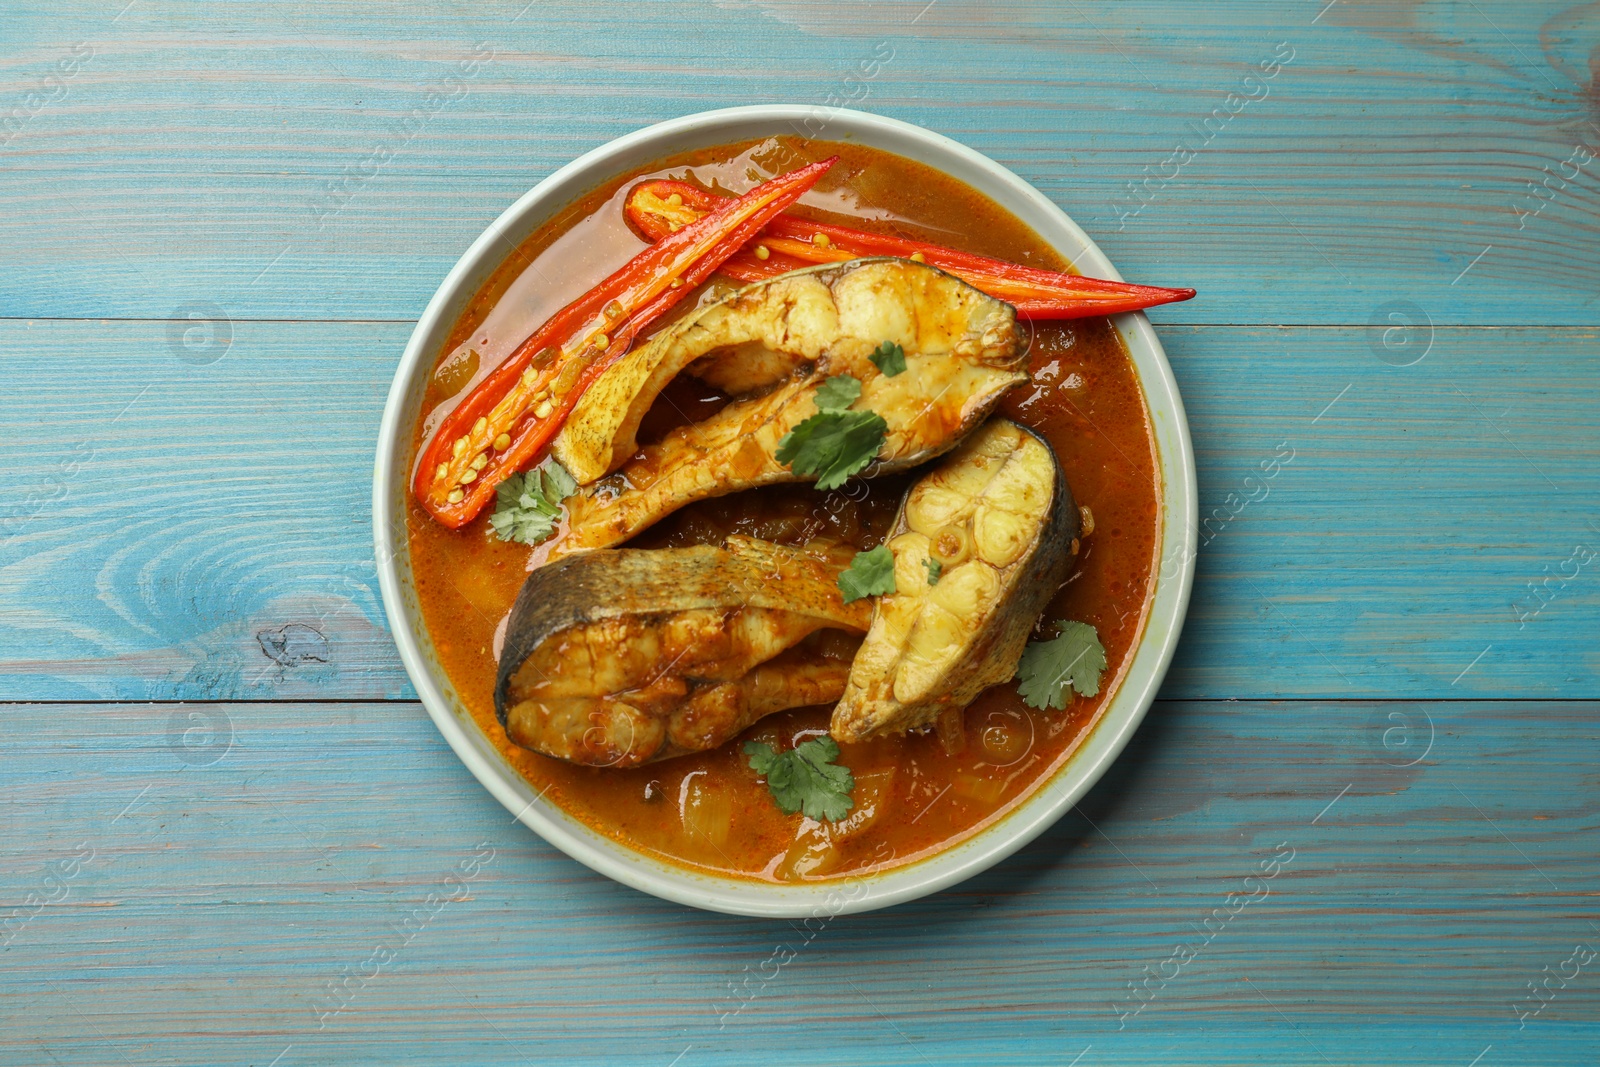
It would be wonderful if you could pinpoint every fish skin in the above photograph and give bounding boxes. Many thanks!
[495,536,869,766]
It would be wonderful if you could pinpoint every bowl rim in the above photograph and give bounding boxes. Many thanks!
[373,104,1197,917]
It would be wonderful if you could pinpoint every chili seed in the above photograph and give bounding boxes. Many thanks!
[666,192,683,207]
[755,245,770,260]
[452,437,467,458]
[459,468,478,484]
[435,463,447,480]
[910,251,926,263]
[493,433,511,450]
[535,399,554,419]
[471,453,488,471]
[812,233,830,247]
[447,488,464,504]
[473,416,488,436]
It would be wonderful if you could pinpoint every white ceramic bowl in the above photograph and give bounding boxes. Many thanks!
[374,105,1197,917]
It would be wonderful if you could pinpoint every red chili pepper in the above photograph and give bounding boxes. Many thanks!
[626,179,1196,320]
[414,157,838,527]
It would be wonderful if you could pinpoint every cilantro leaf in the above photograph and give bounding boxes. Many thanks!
[775,409,887,491]
[541,459,577,500]
[744,736,855,822]
[838,544,896,603]
[488,460,576,545]
[1016,620,1108,710]
[869,340,906,377]
[813,373,862,413]
[923,556,942,585]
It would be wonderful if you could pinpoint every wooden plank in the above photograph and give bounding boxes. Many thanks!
[2,699,1594,1064]
[2,319,1595,701]
[0,318,409,702]
[1,1,1597,325]
[1166,323,1600,700]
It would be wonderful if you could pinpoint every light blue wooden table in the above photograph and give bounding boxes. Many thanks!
[4,1,1597,1063]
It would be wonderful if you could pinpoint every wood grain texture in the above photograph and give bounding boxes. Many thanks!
[3,319,1595,701]
[1,699,1595,1065]
[0,318,407,702]
[3,0,1598,1062]
[0,1,1597,326]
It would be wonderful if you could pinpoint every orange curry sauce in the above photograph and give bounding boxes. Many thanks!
[407,138,1160,882]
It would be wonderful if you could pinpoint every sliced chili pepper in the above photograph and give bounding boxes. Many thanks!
[626,178,1196,320]
[414,157,838,527]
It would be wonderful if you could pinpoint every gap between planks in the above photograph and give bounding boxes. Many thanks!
[0,697,1586,707]
[2,318,1599,330]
